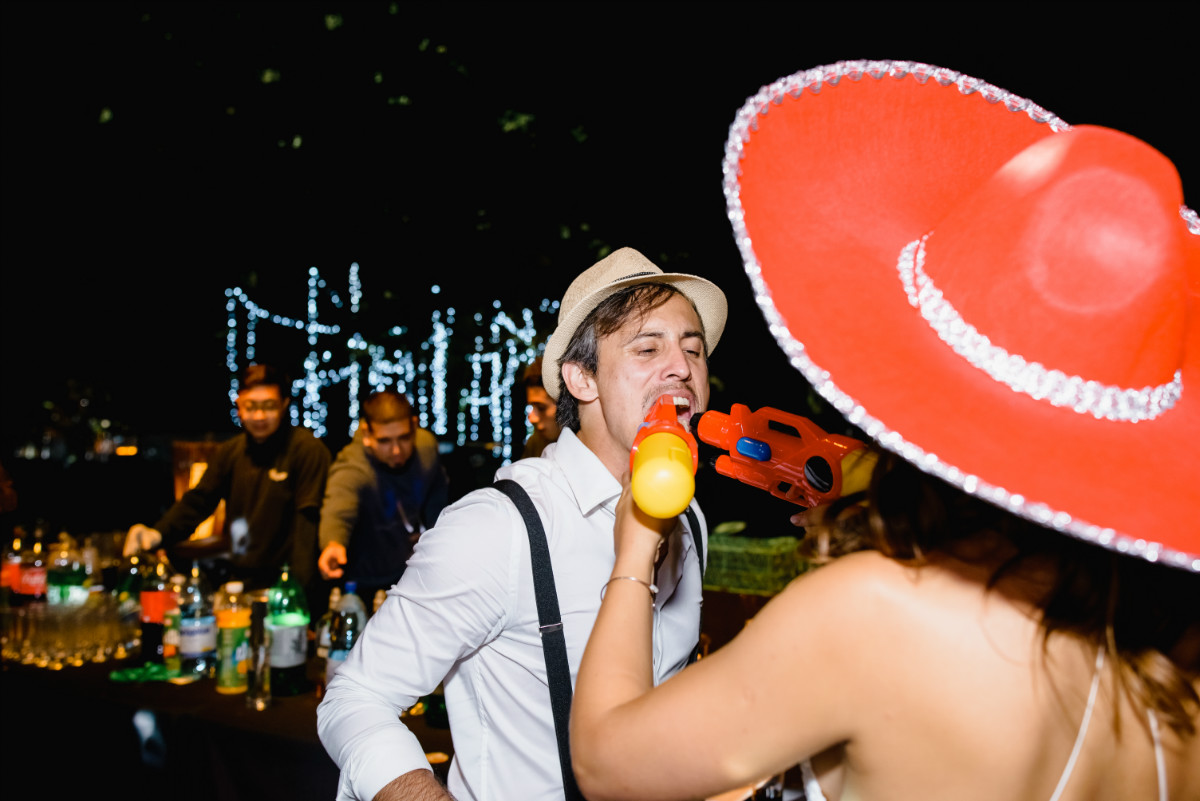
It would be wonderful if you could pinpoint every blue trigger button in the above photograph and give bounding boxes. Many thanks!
[735,437,771,462]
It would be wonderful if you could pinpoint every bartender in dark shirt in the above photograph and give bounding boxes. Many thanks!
[124,364,331,591]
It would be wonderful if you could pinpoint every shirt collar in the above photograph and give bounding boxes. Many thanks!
[553,428,621,517]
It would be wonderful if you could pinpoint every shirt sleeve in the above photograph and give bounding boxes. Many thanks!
[154,439,236,546]
[316,488,520,801]
[318,454,366,550]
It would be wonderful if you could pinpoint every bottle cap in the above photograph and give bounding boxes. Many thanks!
[226,581,244,593]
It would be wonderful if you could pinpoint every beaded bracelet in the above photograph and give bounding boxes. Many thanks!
[600,575,658,606]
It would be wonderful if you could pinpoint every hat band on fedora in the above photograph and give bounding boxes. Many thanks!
[898,234,1184,422]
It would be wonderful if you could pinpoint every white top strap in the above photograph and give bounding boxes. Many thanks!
[1048,648,1106,801]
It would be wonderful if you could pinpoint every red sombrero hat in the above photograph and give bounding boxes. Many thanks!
[723,60,1200,571]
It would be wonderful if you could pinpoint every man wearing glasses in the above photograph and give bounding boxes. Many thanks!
[123,363,331,592]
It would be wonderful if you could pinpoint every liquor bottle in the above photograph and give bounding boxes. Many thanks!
[80,536,102,591]
[314,586,342,661]
[265,563,310,696]
[162,573,186,677]
[177,561,217,680]
[112,553,143,659]
[246,598,271,710]
[215,581,251,694]
[372,589,387,616]
[138,552,176,665]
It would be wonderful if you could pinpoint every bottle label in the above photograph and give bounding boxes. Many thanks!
[1,557,19,589]
[47,583,89,606]
[180,616,217,656]
[16,566,46,596]
[163,608,182,659]
[140,590,175,624]
[266,622,308,669]
[217,625,250,690]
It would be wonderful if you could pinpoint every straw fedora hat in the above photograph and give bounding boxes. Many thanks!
[723,60,1199,571]
[541,248,728,397]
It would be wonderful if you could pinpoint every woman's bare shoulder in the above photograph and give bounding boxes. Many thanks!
[764,548,1007,644]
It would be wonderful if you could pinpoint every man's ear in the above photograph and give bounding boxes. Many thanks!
[561,362,598,403]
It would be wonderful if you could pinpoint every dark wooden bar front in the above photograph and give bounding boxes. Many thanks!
[0,657,453,800]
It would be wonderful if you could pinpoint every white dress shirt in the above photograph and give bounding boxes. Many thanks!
[317,427,707,801]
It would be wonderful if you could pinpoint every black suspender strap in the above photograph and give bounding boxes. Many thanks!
[685,506,703,577]
[683,505,705,665]
[493,479,706,799]
[492,479,585,801]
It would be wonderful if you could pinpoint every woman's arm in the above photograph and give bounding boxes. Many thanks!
[572,486,890,801]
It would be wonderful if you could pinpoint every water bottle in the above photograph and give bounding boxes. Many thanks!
[215,581,251,694]
[177,561,217,681]
[324,581,367,685]
[266,563,310,696]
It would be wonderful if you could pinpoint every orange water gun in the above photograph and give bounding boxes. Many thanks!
[695,404,876,509]
[629,395,699,518]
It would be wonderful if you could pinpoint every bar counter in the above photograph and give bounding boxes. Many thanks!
[0,656,453,800]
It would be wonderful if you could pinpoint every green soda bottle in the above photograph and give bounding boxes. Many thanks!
[266,564,311,696]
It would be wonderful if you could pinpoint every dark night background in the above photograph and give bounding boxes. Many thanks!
[2,2,1196,535]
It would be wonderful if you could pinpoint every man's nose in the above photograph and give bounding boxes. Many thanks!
[661,343,692,380]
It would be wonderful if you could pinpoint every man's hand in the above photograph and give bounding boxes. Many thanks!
[373,768,455,801]
[318,542,348,579]
[124,524,163,556]
[612,472,674,574]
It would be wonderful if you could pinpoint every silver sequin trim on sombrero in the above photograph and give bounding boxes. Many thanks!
[898,234,1183,422]
[722,59,1200,572]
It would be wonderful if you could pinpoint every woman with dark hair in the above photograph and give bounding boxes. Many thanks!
[569,61,1200,801]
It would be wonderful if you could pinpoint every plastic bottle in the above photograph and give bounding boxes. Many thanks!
[47,532,88,606]
[215,581,251,694]
[324,581,367,685]
[14,523,48,606]
[177,561,217,680]
[0,528,23,607]
[265,563,310,696]
[138,552,176,665]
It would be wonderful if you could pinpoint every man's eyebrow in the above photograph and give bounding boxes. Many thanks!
[621,329,705,347]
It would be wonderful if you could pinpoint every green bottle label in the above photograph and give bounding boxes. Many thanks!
[217,625,249,691]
